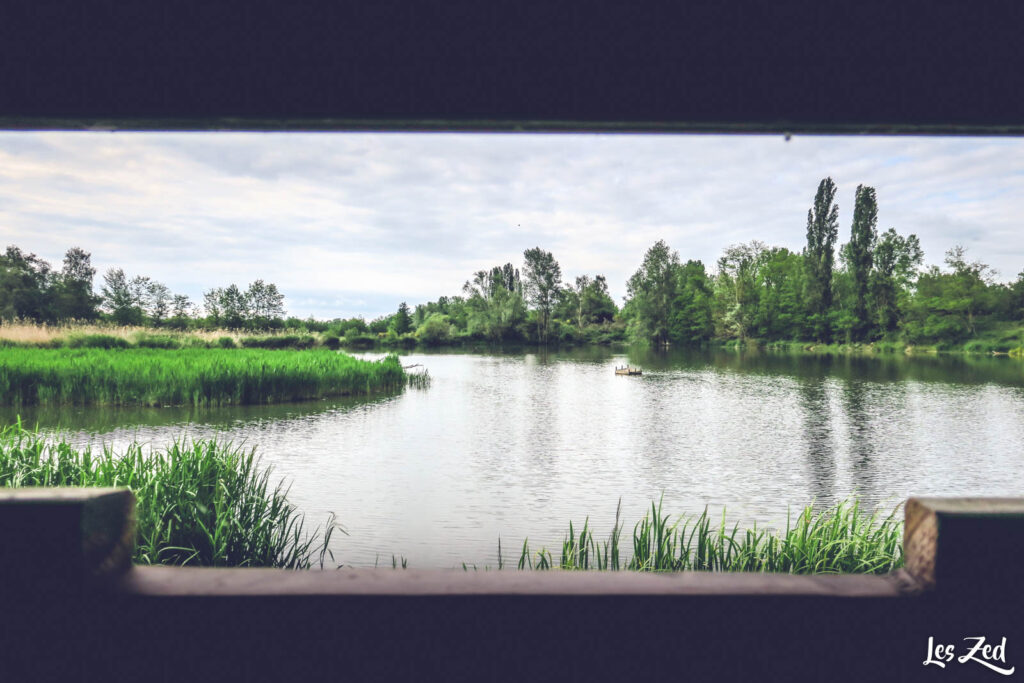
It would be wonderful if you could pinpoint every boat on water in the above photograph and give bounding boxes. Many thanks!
[614,366,642,376]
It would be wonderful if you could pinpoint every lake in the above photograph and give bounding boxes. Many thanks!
[7,347,1024,568]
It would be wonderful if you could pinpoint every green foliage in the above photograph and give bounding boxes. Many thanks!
[903,246,997,343]
[0,348,409,406]
[0,246,97,322]
[216,336,237,349]
[0,425,339,568]
[671,260,715,343]
[133,332,182,349]
[624,240,680,346]
[341,332,378,349]
[522,247,563,343]
[321,333,342,350]
[390,302,413,335]
[65,333,131,349]
[240,335,316,350]
[803,177,840,341]
[416,313,454,346]
[870,228,923,334]
[462,264,528,341]
[517,497,902,574]
[844,185,878,341]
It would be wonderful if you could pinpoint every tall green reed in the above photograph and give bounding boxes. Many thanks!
[0,423,341,568]
[0,348,411,406]
[517,496,902,574]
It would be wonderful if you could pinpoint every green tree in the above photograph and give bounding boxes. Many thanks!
[247,280,285,326]
[1008,271,1024,320]
[670,260,714,344]
[903,246,993,342]
[219,284,250,329]
[752,247,806,340]
[580,275,617,324]
[101,268,144,325]
[869,228,923,334]
[522,247,563,344]
[803,178,840,341]
[0,246,54,321]
[52,247,99,320]
[146,281,172,326]
[713,241,765,342]
[462,265,527,341]
[942,245,996,336]
[416,313,453,345]
[391,302,413,335]
[844,185,878,340]
[624,240,680,346]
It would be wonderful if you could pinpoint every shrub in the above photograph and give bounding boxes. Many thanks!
[240,335,316,350]
[217,336,237,349]
[416,314,453,346]
[134,333,182,349]
[65,333,130,349]
[342,333,378,349]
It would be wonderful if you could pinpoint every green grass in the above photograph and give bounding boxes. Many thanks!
[240,334,317,350]
[0,348,411,406]
[0,423,339,568]
[514,497,903,574]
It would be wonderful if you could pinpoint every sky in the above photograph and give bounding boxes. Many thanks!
[1,132,1023,320]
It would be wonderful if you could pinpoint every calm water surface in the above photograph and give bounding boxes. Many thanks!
[8,348,1024,567]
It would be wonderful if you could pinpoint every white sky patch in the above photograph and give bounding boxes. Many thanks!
[1,132,1022,319]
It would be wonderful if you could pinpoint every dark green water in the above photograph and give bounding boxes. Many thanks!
[7,347,1024,568]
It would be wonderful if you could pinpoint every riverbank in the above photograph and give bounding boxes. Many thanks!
[4,322,1021,357]
[722,329,1024,358]
[0,348,411,406]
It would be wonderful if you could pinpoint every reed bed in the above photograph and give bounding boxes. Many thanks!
[0,322,242,346]
[0,424,339,568]
[0,348,409,406]
[515,497,903,574]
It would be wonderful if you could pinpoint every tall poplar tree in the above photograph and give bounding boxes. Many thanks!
[845,185,878,340]
[803,177,840,341]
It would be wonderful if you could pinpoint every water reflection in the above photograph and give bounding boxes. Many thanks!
[797,377,837,504]
[6,347,1024,567]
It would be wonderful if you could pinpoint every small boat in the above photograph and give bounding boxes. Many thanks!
[615,366,642,376]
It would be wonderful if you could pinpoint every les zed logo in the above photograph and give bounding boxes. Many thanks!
[924,636,1015,676]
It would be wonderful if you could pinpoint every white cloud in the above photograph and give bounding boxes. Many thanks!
[1,132,1022,318]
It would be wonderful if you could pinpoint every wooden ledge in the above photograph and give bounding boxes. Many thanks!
[114,566,906,598]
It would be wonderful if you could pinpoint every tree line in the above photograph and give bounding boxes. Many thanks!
[4,176,1023,347]
[0,248,293,331]
[359,177,1023,348]
[620,178,1024,347]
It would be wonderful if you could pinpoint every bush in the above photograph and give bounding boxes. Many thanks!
[134,333,182,349]
[65,333,130,349]
[342,332,377,349]
[416,314,453,346]
[217,336,237,349]
[321,333,341,350]
[240,335,316,350]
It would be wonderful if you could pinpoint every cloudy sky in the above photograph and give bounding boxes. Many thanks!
[1,132,1022,320]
